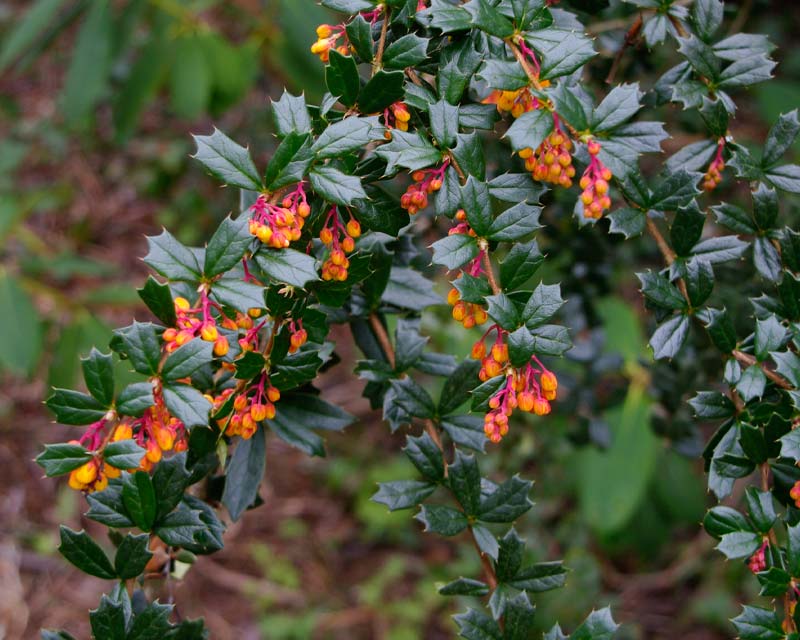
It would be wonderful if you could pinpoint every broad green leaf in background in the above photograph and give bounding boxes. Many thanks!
[0,270,42,377]
[576,384,657,536]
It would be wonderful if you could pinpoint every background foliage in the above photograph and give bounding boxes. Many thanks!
[0,0,799,638]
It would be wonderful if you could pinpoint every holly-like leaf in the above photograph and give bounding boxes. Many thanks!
[431,233,479,271]
[204,215,252,277]
[404,431,445,482]
[649,314,689,360]
[58,526,116,579]
[113,321,162,376]
[192,128,261,190]
[36,443,93,477]
[137,277,177,326]
[415,504,468,536]
[372,480,437,511]
[114,532,153,580]
[383,33,429,69]
[504,109,554,153]
[716,530,761,559]
[255,249,318,288]
[311,116,385,159]
[162,383,211,429]
[309,165,367,206]
[161,339,214,381]
[103,439,146,471]
[731,606,784,640]
[46,389,107,425]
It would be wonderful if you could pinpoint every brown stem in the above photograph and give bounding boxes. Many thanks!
[406,68,424,87]
[482,249,501,295]
[668,13,688,38]
[645,216,690,301]
[369,312,395,369]
[367,311,498,589]
[605,14,643,85]
[733,350,794,390]
[469,526,499,590]
[506,37,544,93]
[372,7,391,76]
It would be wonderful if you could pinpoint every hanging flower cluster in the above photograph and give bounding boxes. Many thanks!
[447,213,489,329]
[702,138,726,191]
[212,374,281,440]
[383,102,411,135]
[579,140,613,219]
[163,294,229,357]
[320,206,360,281]
[472,326,559,442]
[249,184,310,249]
[485,86,541,118]
[310,7,383,62]
[400,161,448,215]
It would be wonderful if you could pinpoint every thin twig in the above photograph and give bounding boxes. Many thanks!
[372,7,391,76]
[605,14,643,85]
[645,217,690,301]
[367,311,498,589]
[482,250,501,295]
[733,350,793,390]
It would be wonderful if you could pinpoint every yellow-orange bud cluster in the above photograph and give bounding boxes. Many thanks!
[249,191,310,249]
[484,86,545,118]
[448,288,488,329]
[523,128,575,188]
[162,295,229,357]
[400,165,446,215]
[320,207,360,282]
[67,458,116,492]
[310,23,349,62]
[388,102,411,134]
[212,379,281,439]
[578,140,613,219]
[703,142,726,191]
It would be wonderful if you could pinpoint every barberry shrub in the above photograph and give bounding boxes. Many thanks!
[36,0,800,637]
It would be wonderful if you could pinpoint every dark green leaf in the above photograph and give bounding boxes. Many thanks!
[114,532,153,580]
[716,530,761,559]
[272,90,312,136]
[309,165,367,206]
[383,33,429,69]
[222,427,266,521]
[122,471,156,531]
[58,526,115,579]
[358,69,405,113]
[703,505,752,537]
[103,439,146,471]
[763,110,800,168]
[670,201,706,256]
[431,234,479,271]
[192,128,261,190]
[85,483,135,528]
[637,271,686,310]
[689,390,735,418]
[453,608,503,640]
[162,339,214,381]
[116,382,154,418]
[439,577,489,596]
[311,116,384,158]
[162,383,211,429]
[46,388,107,425]
[36,443,92,477]
[416,504,468,536]
[138,277,178,326]
[144,230,201,283]
[487,203,542,241]
[500,240,544,290]
[372,480,437,511]
[89,595,127,640]
[204,215,251,277]
[113,321,162,376]
[745,487,776,533]
[649,314,690,360]
[731,606,783,640]
[504,109,553,154]
[404,431,445,482]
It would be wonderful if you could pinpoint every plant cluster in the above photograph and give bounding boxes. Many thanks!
[35,0,800,638]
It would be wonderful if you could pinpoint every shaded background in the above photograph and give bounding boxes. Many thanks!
[1,0,799,638]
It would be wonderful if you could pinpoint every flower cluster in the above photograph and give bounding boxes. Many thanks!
[579,140,613,219]
[485,87,540,118]
[212,375,280,440]
[399,162,447,215]
[471,327,558,443]
[310,23,349,62]
[288,319,308,353]
[747,539,769,574]
[163,294,229,357]
[320,206,360,281]
[702,139,726,191]
[310,7,383,62]
[124,389,188,471]
[383,102,411,135]
[67,386,188,491]
[249,185,310,249]
[521,119,576,188]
